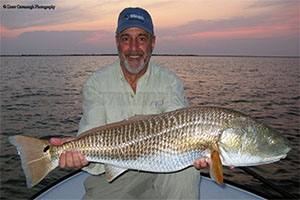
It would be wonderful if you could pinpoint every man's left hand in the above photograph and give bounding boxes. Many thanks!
[194,158,211,169]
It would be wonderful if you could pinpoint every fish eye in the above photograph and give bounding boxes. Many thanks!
[270,139,277,145]
[43,145,50,152]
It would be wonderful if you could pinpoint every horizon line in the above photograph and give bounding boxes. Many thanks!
[0,53,299,58]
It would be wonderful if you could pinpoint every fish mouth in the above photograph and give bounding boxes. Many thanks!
[268,144,291,162]
[275,153,287,160]
[224,153,289,167]
[260,153,288,165]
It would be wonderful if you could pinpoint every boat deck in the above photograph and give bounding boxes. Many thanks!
[33,171,264,199]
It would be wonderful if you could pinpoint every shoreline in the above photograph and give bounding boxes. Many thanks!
[0,54,299,58]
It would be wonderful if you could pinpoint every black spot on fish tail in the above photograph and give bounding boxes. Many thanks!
[43,145,50,152]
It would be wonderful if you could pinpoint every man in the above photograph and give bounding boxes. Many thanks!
[51,7,209,199]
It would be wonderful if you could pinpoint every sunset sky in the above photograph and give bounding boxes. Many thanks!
[1,0,299,56]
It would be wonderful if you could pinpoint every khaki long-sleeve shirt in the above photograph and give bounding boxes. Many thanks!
[77,59,189,174]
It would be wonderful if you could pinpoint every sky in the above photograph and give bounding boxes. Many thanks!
[1,0,299,56]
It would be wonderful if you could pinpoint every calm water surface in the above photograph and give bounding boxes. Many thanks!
[1,56,299,199]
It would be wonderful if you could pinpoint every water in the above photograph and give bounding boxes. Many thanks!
[1,56,299,199]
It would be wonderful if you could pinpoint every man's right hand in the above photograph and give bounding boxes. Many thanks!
[50,138,89,168]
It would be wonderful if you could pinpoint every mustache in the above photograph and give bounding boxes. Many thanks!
[125,51,144,56]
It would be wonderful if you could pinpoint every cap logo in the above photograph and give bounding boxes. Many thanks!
[124,13,144,22]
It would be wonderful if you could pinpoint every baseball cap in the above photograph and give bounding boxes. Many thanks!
[116,7,154,35]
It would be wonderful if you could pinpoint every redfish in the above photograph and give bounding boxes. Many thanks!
[8,106,291,188]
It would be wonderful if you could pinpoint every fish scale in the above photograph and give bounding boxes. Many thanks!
[57,107,228,172]
[8,106,291,187]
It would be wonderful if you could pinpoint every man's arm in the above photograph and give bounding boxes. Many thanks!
[163,75,189,112]
[50,82,107,169]
[77,84,107,135]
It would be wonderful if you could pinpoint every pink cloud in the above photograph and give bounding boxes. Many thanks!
[80,32,112,44]
[0,26,8,32]
[188,25,296,40]
[161,17,299,41]
[0,25,19,38]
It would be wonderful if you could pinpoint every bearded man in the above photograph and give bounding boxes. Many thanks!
[51,7,209,199]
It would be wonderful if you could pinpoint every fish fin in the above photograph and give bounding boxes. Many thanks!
[209,150,223,184]
[8,135,56,188]
[105,165,127,182]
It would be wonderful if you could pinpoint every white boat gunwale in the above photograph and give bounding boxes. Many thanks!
[31,169,275,200]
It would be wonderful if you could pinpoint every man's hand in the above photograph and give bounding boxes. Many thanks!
[194,158,234,169]
[50,138,89,168]
[194,158,211,170]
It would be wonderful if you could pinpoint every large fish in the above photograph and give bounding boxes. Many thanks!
[9,106,291,188]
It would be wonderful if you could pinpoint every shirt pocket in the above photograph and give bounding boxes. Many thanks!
[142,99,165,114]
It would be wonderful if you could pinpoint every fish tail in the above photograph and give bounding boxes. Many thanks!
[8,135,58,188]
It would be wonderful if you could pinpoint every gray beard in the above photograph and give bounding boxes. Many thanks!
[117,40,153,75]
[122,58,146,75]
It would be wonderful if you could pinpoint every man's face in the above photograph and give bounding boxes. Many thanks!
[116,27,156,75]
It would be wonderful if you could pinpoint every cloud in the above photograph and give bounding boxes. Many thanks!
[1,0,299,56]
[153,0,298,41]
[153,2,299,56]
[0,25,9,32]
[1,0,117,33]
[157,11,299,40]
[155,34,299,56]
[247,0,298,8]
[0,30,116,55]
